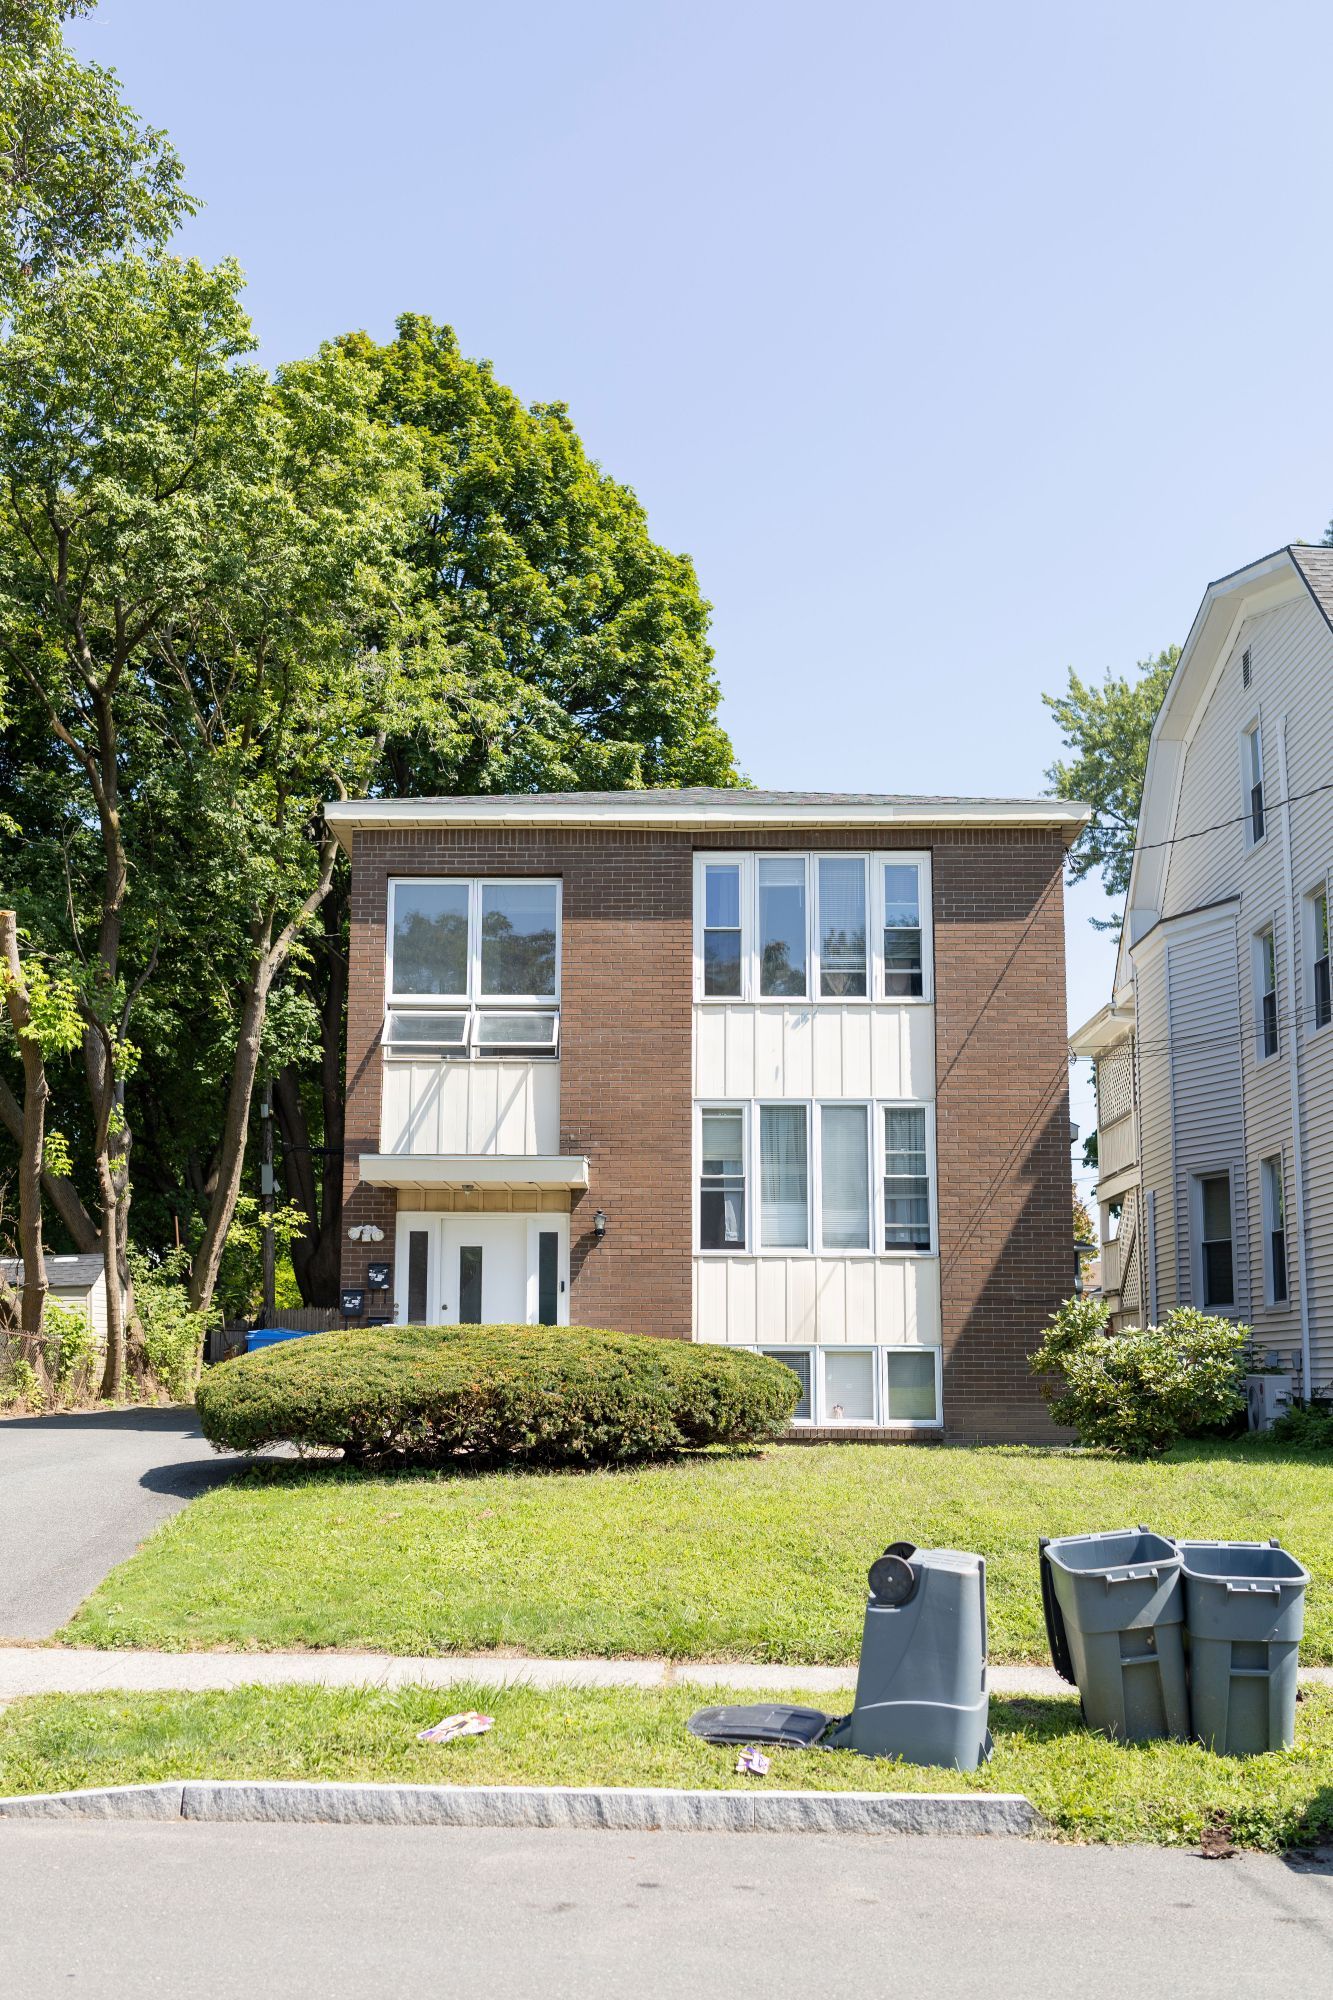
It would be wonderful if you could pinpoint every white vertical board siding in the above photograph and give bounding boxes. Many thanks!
[692,1254,940,1346]
[381,1062,559,1156]
[1166,923,1249,1311]
[693,1005,934,1100]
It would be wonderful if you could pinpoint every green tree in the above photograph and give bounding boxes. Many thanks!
[0,1,191,297]
[1043,646,1178,917]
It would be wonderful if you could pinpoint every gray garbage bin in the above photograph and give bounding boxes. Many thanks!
[1041,1527,1189,1742]
[1177,1540,1309,1755]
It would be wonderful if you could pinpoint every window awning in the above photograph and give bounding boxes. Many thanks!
[358,1154,589,1194]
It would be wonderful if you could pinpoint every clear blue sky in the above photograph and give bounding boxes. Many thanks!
[73,1,1333,1191]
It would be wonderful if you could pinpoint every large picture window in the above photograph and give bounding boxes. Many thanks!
[696,1099,935,1257]
[693,853,931,1003]
[386,878,560,1059]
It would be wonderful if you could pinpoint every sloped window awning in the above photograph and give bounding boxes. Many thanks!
[358,1155,589,1195]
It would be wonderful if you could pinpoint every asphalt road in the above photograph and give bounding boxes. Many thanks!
[0,1824,1329,1998]
[0,1407,245,1638]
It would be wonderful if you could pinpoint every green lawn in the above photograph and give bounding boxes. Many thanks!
[3,1680,1332,1850]
[62,1440,1333,1663]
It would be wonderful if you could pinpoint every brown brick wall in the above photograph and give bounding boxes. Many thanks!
[342,822,1074,1441]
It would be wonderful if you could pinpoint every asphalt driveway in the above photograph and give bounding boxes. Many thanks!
[0,1407,250,1640]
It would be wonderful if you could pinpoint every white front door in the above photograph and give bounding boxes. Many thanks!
[394,1213,569,1326]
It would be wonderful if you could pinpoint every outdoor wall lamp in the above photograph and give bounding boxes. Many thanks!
[593,1209,607,1240]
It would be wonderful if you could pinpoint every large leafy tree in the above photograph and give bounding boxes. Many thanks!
[271,316,738,1304]
[1043,647,1178,918]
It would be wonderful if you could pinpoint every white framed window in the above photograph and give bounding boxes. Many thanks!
[385,877,560,1059]
[744,1343,942,1428]
[699,1107,747,1251]
[694,1099,935,1257]
[759,1102,810,1247]
[1253,925,1279,1061]
[883,1104,934,1252]
[693,853,932,1004]
[1260,1155,1288,1307]
[1305,884,1331,1034]
[1241,721,1265,847]
[1193,1170,1235,1311]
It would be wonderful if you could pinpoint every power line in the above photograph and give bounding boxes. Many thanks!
[1112,773,1333,859]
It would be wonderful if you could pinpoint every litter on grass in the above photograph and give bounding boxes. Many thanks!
[735,1744,771,1777]
[417,1711,494,1744]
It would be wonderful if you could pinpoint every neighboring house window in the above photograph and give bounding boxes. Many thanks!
[702,862,743,997]
[817,857,868,997]
[1197,1172,1234,1310]
[386,878,559,1059]
[1309,887,1331,1032]
[1261,1155,1288,1306]
[820,1103,870,1250]
[693,854,931,1003]
[1242,723,1265,845]
[699,1109,746,1249]
[759,1103,809,1246]
[882,863,924,997]
[758,858,808,997]
[1255,926,1279,1059]
[884,1106,932,1251]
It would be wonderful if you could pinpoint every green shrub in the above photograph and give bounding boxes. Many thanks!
[46,1300,98,1402]
[1030,1299,1247,1456]
[131,1249,212,1401]
[196,1324,801,1467]
[1264,1397,1333,1452]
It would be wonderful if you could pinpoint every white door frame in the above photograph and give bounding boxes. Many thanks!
[393,1211,569,1326]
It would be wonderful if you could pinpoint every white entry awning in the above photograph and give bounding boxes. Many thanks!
[359,1154,589,1195]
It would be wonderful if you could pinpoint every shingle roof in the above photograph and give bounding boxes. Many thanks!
[0,1254,104,1288]
[368,788,1069,809]
[1288,544,1333,635]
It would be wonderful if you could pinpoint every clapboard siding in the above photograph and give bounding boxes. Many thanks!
[1165,922,1249,1309]
[1133,946,1174,1315]
[693,1004,934,1101]
[693,1253,940,1346]
[380,1061,559,1156]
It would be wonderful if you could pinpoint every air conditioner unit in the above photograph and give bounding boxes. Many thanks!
[1245,1372,1294,1433]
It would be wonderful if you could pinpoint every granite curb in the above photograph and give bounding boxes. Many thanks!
[0,1778,1043,1836]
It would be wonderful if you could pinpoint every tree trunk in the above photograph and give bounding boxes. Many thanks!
[188,949,275,1313]
[0,1071,99,1252]
[0,912,51,1361]
[273,882,347,1308]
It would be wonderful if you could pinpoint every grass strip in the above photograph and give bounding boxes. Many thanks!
[3,1681,1333,1850]
[61,1441,1333,1664]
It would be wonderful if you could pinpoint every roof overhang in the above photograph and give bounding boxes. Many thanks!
[1068,999,1136,1059]
[358,1154,589,1194]
[325,794,1090,854]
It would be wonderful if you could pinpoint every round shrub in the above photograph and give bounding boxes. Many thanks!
[196,1323,801,1467]
[1029,1297,1247,1456]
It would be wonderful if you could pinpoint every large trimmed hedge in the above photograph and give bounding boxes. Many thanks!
[196,1324,801,1468]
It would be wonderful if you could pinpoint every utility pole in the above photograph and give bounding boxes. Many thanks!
[260,1081,276,1327]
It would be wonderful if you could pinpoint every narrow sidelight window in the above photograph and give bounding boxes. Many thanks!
[761,1348,812,1420]
[1243,725,1265,845]
[391,882,469,995]
[458,1245,483,1323]
[758,858,808,997]
[1256,928,1278,1059]
[882,864,924,996]
[407,1229,430,1323]
[759,1104,809,1247]
[480,882,558,996]
[817,857,867,996]
[702,863,743,996]
[1198,1173,1234,1309]
[883,1106,931,1250]
[1312,889,1331,1031]
[700,1110,746,1249]
[820,1103,870,1249]
[538,1231,560,1325]
[1261,1156,1288,1305]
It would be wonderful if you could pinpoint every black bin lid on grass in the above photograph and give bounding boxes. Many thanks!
[685,1703,835,1749]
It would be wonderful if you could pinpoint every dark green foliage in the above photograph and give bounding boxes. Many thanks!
[196,1324,799,1467]
[1264,1397,1333,1453]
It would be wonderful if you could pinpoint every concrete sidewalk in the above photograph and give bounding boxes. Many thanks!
[2,1647,1330,1701]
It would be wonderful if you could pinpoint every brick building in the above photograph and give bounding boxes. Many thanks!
[328,790,1087,1442]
